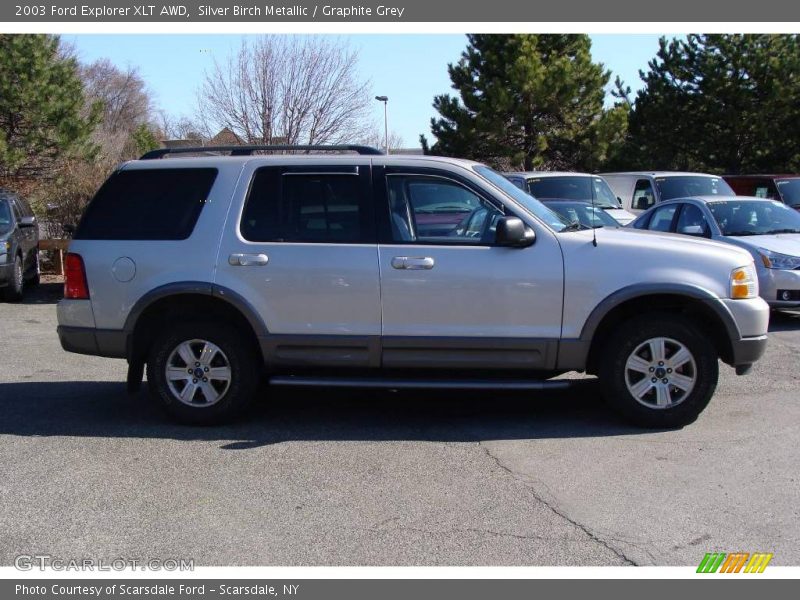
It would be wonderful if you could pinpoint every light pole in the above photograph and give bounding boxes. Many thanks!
[375,95,388,154]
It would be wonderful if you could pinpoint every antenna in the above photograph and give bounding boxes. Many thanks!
[590,175,598,247]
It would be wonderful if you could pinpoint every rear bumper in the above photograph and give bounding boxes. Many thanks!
[57,326,127,359]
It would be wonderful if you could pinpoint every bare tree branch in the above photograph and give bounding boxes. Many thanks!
[197,36,371,146]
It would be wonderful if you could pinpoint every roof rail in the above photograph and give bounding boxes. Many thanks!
[140,144,384,160]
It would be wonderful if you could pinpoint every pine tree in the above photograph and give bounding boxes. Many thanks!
[424,34,625,171]
[0,34,98,180]
[618,34,800,173]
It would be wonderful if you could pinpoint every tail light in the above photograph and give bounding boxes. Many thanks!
[64,253,90,299]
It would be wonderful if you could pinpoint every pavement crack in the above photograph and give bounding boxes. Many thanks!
[477,441,638,566]
[366,523,549,542]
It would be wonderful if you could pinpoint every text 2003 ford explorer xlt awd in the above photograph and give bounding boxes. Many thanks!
[56,146,769,427]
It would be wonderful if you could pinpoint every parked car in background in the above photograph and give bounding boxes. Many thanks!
[602,172,735,214]
[630,196,800,308]
[505,172,636,224]
[541,200,621,229]
[723,175,800,210]
[0,189,40,302]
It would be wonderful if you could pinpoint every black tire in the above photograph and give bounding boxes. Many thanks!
[26,250,40,286]
[146,322,260,425]
[2,255,24,302]
[598,313,719,428]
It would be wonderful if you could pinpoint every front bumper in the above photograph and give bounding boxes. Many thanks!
[720,297,770,371]
[760,267,800,307]
[730,334,768,369]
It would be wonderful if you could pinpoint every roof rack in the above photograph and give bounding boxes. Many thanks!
[140,144,384,160]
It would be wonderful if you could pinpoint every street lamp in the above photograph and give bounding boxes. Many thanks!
[375,95,389,154]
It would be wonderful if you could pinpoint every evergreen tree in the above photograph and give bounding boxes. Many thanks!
[424,34,625,171]
[0,34,98,179]
[618,34,800,173]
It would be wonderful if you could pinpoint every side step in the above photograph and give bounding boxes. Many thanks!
[269,376,572,391]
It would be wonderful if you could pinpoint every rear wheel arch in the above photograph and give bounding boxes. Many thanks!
[126,284,267,366]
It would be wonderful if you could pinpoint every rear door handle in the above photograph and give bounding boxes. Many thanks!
[391,256,435,270]
[229,253,269,266]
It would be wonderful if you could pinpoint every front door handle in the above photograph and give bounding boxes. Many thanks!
[391,256,435,270]
[229,253,269,266]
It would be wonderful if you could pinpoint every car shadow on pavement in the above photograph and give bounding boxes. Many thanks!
[0,379,664,448]
[769,309,800,332]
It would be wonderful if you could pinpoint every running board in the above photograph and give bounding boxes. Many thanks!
[268,376,572,391]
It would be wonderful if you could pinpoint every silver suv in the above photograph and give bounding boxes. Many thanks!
[57,145,770,428]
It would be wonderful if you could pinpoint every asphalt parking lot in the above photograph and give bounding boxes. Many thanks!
[1,282,799,567]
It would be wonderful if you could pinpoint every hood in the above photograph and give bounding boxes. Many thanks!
[602,207,636,224]
[589,226,753,261]
[556,226,756,303]
[724,233,800,256]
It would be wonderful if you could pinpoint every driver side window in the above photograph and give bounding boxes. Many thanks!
[387,175,503,245]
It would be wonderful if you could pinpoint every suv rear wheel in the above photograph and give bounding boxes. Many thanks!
[146,322,259,424]
[598,313,718,428]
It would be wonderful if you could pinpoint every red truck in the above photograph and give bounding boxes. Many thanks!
[723,175,800,210]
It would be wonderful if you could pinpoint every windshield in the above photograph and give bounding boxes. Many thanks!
[708,200,800,236]
[0,200,12,235]
[526,176,619,208]
[473,165,568,232]
[655,176,734,200]
[544,202,620,228]
[776,179,800,207]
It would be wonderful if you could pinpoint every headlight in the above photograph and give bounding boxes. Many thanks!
[730,264,758,299]
[758,248,800,270]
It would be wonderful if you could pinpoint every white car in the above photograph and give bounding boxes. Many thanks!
[505,171,636,225]
[630,196,800,308]
[601,171,736,215]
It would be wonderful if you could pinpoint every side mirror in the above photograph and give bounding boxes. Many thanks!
[680,225,708,237]
[18,216,36,228]
[496,216,535,248]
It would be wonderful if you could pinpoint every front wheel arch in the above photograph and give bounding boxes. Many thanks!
[584,294,734,375]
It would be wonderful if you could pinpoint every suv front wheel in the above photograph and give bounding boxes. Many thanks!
[598,313,719,428]
[146,322,259,424]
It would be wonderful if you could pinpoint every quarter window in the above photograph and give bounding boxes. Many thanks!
[75,169,217,240]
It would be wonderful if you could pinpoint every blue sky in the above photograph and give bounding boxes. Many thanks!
[65,34,664,148]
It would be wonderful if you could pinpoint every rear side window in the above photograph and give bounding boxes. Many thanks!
[241,168,370,243]
[75,168,217,240]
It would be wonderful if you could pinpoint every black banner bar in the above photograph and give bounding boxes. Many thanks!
[3,0,800,23]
